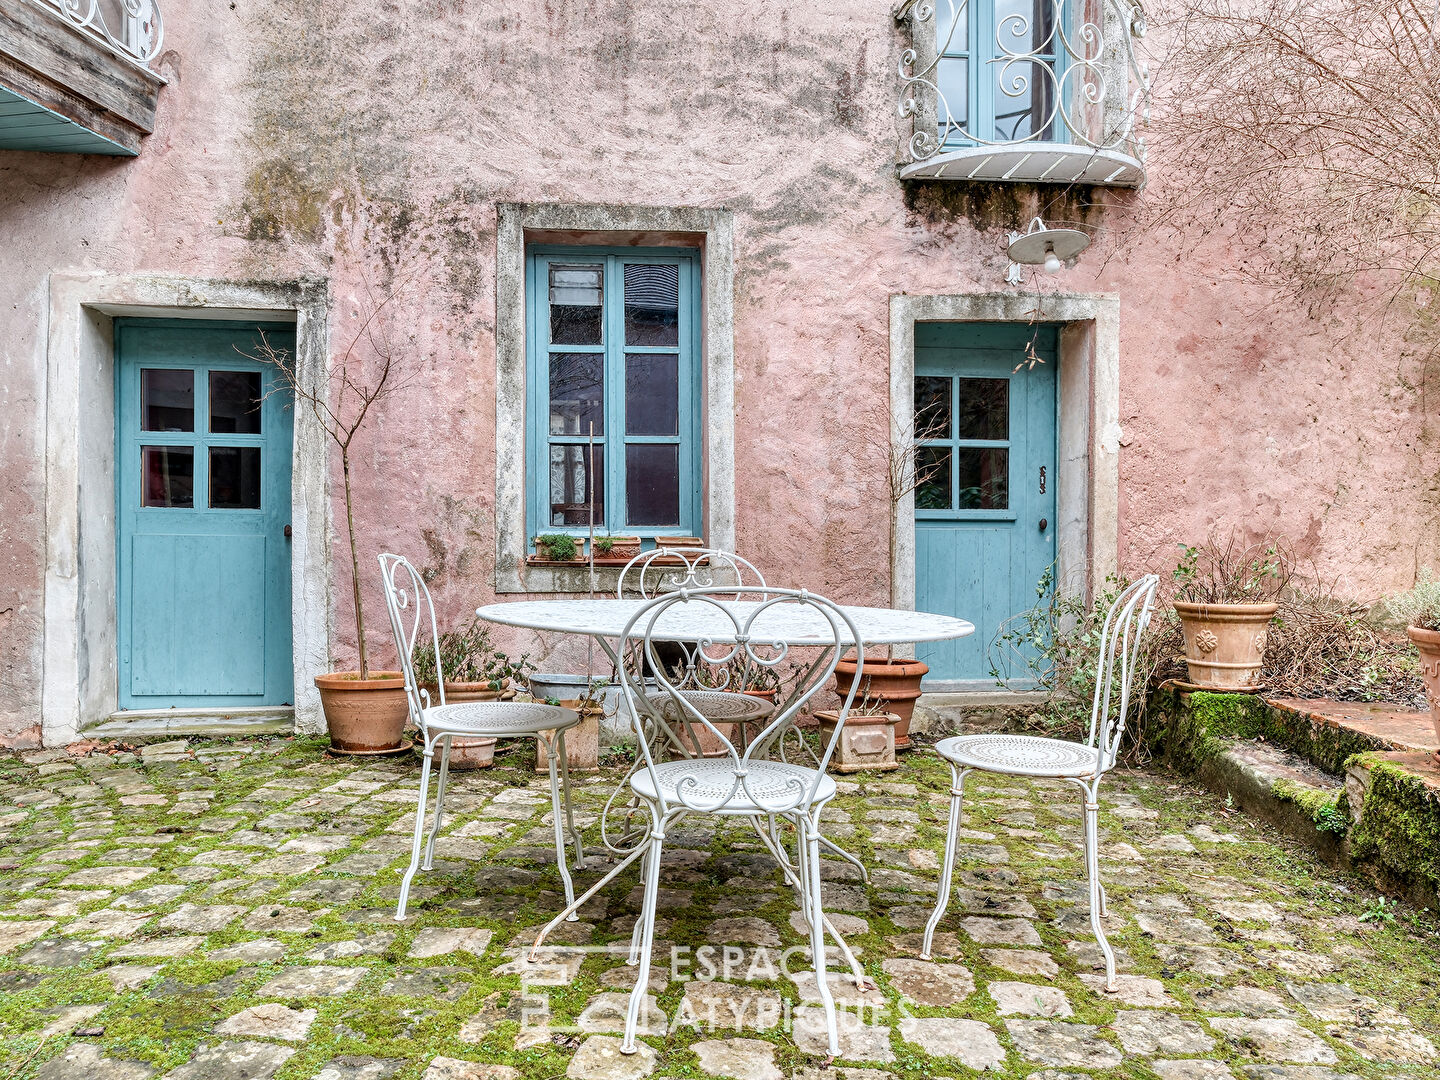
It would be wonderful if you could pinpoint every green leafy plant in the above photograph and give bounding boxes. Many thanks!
[1380,571,1440,632]
[593,536,615,556]
[534,534,578,561]
[1313,800,1349,835]
[411,616,533,689]
[989,568,1179,743]
[1360,895,1399,924]
[1173,535,1290,604]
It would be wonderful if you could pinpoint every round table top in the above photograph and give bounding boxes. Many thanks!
[476,597,974,647]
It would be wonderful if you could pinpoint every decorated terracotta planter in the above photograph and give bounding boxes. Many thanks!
[1406,625,1440,757]
[833,657,928,749]
[314,671,409,754]
[1173,602,1278,690]
[814,709,900,773]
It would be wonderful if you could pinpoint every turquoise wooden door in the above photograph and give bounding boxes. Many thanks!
[116,320,295,709]
[914,323,1058,689]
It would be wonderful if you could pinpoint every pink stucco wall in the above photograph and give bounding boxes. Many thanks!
[2,1,1436,745]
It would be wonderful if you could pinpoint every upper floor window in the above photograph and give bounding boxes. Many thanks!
[896,0,1150,186]
[525,247,702,542]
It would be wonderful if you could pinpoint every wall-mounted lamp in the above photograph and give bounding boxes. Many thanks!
[1005,217,1091,284]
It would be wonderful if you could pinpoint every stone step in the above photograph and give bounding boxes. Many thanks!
[81,706,295,739]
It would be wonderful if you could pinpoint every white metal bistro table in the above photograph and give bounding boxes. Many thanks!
[476,595,974,998]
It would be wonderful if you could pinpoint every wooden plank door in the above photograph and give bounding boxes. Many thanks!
[116,320,295,709]
[914,322,1058,689]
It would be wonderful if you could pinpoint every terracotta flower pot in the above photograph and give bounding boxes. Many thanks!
[833,657,928,749]
[1406,625,1440,755]
[536,702,601,772]
[315,671,409,754]
[1173,602,1278,690]
[814,709,900,773]
[419,680,511,768]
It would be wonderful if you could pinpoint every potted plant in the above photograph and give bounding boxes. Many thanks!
[537,678,604,772]
[412,617,534,768]
[1171,537,1287,690]
[592,535,642,563]
[533,533,582,563]
[1386,573,1440,758]
[833,654,927,750]
[251,291,412,754]
[814,694,901,773]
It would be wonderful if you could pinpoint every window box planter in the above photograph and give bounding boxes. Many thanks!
[531,535,585,564]
[590,536,643,564]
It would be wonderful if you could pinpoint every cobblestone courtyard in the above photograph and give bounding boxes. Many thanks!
[1,736,1437,1080]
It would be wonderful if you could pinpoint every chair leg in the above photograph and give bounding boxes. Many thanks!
[922,766,967,960]
[803,821,840,1058]
[396,738,434,921]
[558,731,584,869]
[628,842,651,965]
[621,828,665,1055]
[543,733,578,915]
[1084,788,1117,991]
[422,734,452,871]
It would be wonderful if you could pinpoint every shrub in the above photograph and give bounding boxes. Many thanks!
[412,616,533,688]
[1378,572,1440,633]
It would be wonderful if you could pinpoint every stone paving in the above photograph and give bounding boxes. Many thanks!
[1,735,1438,1080]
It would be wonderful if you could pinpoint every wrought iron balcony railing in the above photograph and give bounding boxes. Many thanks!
[39,0,162,69]
[894,0,1150,187]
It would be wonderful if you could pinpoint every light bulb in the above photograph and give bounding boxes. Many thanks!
[1043,247,1063,274]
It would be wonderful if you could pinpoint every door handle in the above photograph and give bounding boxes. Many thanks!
[1038,518,1048,532]
[283,524,292,538]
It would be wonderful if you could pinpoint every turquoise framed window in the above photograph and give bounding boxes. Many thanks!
[936,0,1066,146]
[525,246,702,542]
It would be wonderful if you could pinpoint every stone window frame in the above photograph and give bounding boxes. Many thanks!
[494,204,736,594]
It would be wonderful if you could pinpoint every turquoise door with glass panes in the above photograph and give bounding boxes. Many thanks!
[115,320,295,709]
[914,322,1058,689]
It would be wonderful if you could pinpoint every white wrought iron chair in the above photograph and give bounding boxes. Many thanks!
[379,553,585,921]
[920,575,1160,990]
[529,586,869,1057]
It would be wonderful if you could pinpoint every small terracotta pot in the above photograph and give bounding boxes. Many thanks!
[1406,626,1440,755]
[1173,602,1277,690]
[420,680,511,768]
[833,657,928,749]
[814,709,901,773]
[315,671,408,753]
[536,702,601,772]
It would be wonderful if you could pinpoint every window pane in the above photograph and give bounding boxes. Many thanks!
[209,447,261,509]
[937,57,969,134]
[549,264,603,345]
[992,59,1056,141]
[995,0,1055,55]
[141,446,194,508]
[915,447,952,511]
[626,444,680,527]
[141,369,194,432]
[624,264,680,346]
[209,370,262,434]
[626,353,679,436]
[550,444,604,527]
[936,0,968,51]
[549,353,604,436]
[956,448,1009,509]
[955,378,1009,439]
[915,376,951,439]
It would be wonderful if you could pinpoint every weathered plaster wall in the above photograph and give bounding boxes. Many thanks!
[2,0,1436,744]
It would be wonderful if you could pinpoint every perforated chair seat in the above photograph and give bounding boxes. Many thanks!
[422,700,580,737]
[654,689,775,724]
[628,758,835,811]
[934,733,1103,778]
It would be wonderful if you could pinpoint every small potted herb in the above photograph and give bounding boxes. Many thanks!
[1385,573,1440,757]
[533,534,581,562]
[1171,536,1287,690]
[592,535,642,563]
[412,617,535,768]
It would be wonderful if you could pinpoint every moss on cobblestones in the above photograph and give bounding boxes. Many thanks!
[0,737,1437,1080]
